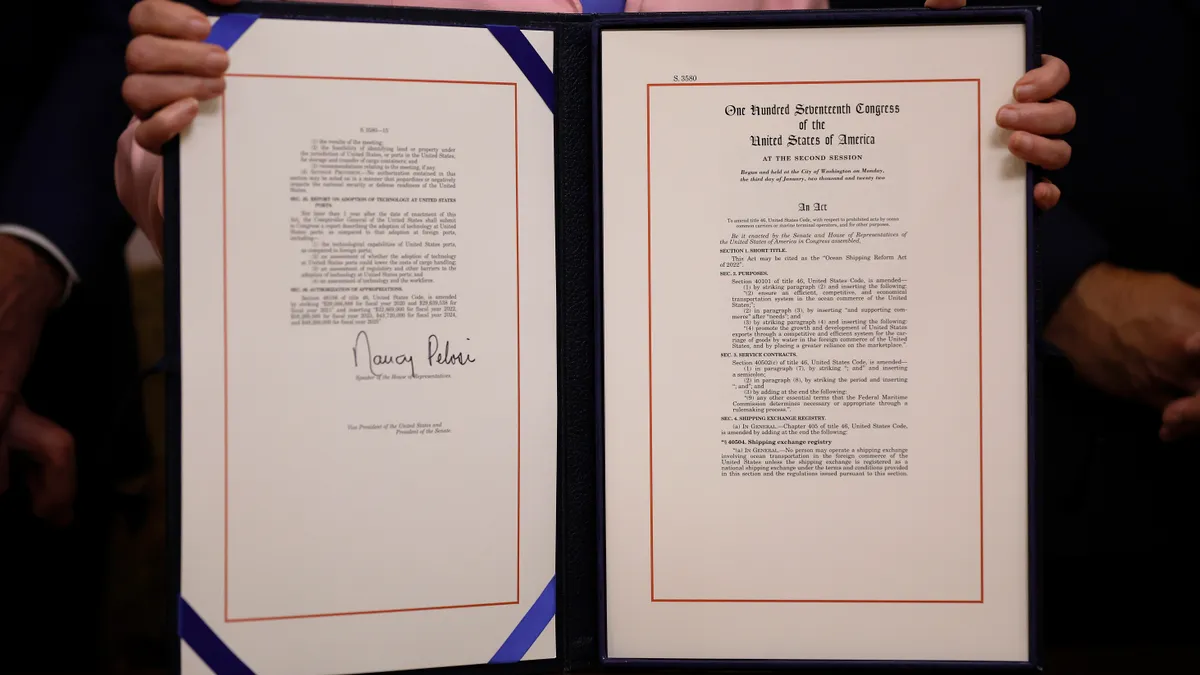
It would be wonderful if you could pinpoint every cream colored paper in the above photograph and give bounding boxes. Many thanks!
[178,18,556,674]
[602,22,1029,662]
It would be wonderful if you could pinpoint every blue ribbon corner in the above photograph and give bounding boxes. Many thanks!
[490,576,557,663]
[205,13,260,50]
[178,598,254,675]
[486,26,556,113]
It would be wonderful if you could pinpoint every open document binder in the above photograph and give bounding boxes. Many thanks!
[164,2,1040,673]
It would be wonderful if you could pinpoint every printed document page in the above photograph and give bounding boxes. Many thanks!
[601,21,1029,663]
[178,17,556,675]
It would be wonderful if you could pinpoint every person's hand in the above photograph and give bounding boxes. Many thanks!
[1159,353,1200,442]
[0,235,64,443]
[123,0,241,153]
[0,236,72,525]
[996,54,1073,210]
[1045,264,1200,413]
[0,403,76,526]
[925,1,1074,211]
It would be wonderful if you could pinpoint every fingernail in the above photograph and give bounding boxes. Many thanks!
[1015,84,1035,100]
[206,50,230,72]
[189,18,211,36]
[1011,132,1032,152]
[206,78,226,95]
[997,106,1018,127]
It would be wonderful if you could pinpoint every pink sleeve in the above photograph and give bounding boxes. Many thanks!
[291,0,582,9]
[627,0,828,10]
[115,118,164,256]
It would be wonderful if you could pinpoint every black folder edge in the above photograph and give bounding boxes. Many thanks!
[590,6,1043,672]
[162,3,1042,674]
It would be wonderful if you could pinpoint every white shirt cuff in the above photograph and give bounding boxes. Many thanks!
[0,224,78,305]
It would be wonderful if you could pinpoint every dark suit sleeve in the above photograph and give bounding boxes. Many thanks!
[1033,201,1106,330]
[0,0,136,282]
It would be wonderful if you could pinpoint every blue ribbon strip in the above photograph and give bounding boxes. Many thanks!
[178,598,255,675]
[205,13,260,50]
[490,576,557,663]
[580,0,628,12]
[486,26,556,113]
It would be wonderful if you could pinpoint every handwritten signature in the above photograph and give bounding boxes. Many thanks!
[352,330,476,377]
